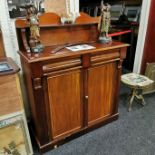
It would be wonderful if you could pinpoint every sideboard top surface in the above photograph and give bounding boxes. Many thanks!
[18,41,129,63]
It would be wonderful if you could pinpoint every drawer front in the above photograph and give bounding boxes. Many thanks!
[91,50,120,66]
[42,58,82,76]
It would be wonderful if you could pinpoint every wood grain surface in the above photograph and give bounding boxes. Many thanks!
[0,74,22,116]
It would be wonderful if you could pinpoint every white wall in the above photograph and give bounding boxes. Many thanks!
[0,0,20,65]
[133,0,151,73]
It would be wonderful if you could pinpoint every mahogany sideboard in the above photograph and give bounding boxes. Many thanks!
[15,13,129,153]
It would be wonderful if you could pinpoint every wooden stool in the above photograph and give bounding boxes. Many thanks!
[121,73,154,111]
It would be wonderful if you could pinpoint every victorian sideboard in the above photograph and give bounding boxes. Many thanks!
[15,13,129,153]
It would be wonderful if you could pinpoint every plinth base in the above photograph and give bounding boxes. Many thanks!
[98,36,112,44]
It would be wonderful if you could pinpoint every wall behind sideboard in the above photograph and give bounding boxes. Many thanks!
[44,0,66,16]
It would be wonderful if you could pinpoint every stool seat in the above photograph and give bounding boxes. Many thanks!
[121,73,154,111]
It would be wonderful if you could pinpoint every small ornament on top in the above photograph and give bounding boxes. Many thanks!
[61,12,76,24]
[26,5,44,53]
[98,0,112,44]
[61,0,79,24]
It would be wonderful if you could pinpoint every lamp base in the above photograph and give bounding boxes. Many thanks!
[31,44,44,53]
[98,36,112,44]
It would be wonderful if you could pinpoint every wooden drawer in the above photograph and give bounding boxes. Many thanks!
[91,50,120,66]
[42,57,82,76]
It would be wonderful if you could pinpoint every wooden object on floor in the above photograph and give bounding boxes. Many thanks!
[121,73,154,111]
[0,57,33,155]
[15,12,129,153]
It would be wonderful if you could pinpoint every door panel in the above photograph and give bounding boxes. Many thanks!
[47,71,83,139]
[88,62,117,126]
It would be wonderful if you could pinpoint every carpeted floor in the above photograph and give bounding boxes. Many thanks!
[34,84,155,155]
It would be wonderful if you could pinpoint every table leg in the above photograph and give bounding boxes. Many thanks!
[135,94,146,106]
[128,88,146,111]
[135,89,146,106]
[128,89,136,111]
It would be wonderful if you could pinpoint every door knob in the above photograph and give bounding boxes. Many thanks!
[85,96,88,99]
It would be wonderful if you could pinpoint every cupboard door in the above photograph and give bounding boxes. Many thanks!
[47,71,83,139]
[88,62,117,126]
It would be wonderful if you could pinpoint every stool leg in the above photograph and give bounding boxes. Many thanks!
[128,89,136,112]
[135,89,146,106]
[138,94,146,106]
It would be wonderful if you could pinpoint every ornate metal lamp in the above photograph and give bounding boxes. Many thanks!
[98,0,112,44]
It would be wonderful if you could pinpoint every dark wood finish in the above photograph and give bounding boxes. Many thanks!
[141,0,155,74]
[0,30,5,57]
[15,13,128,153]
